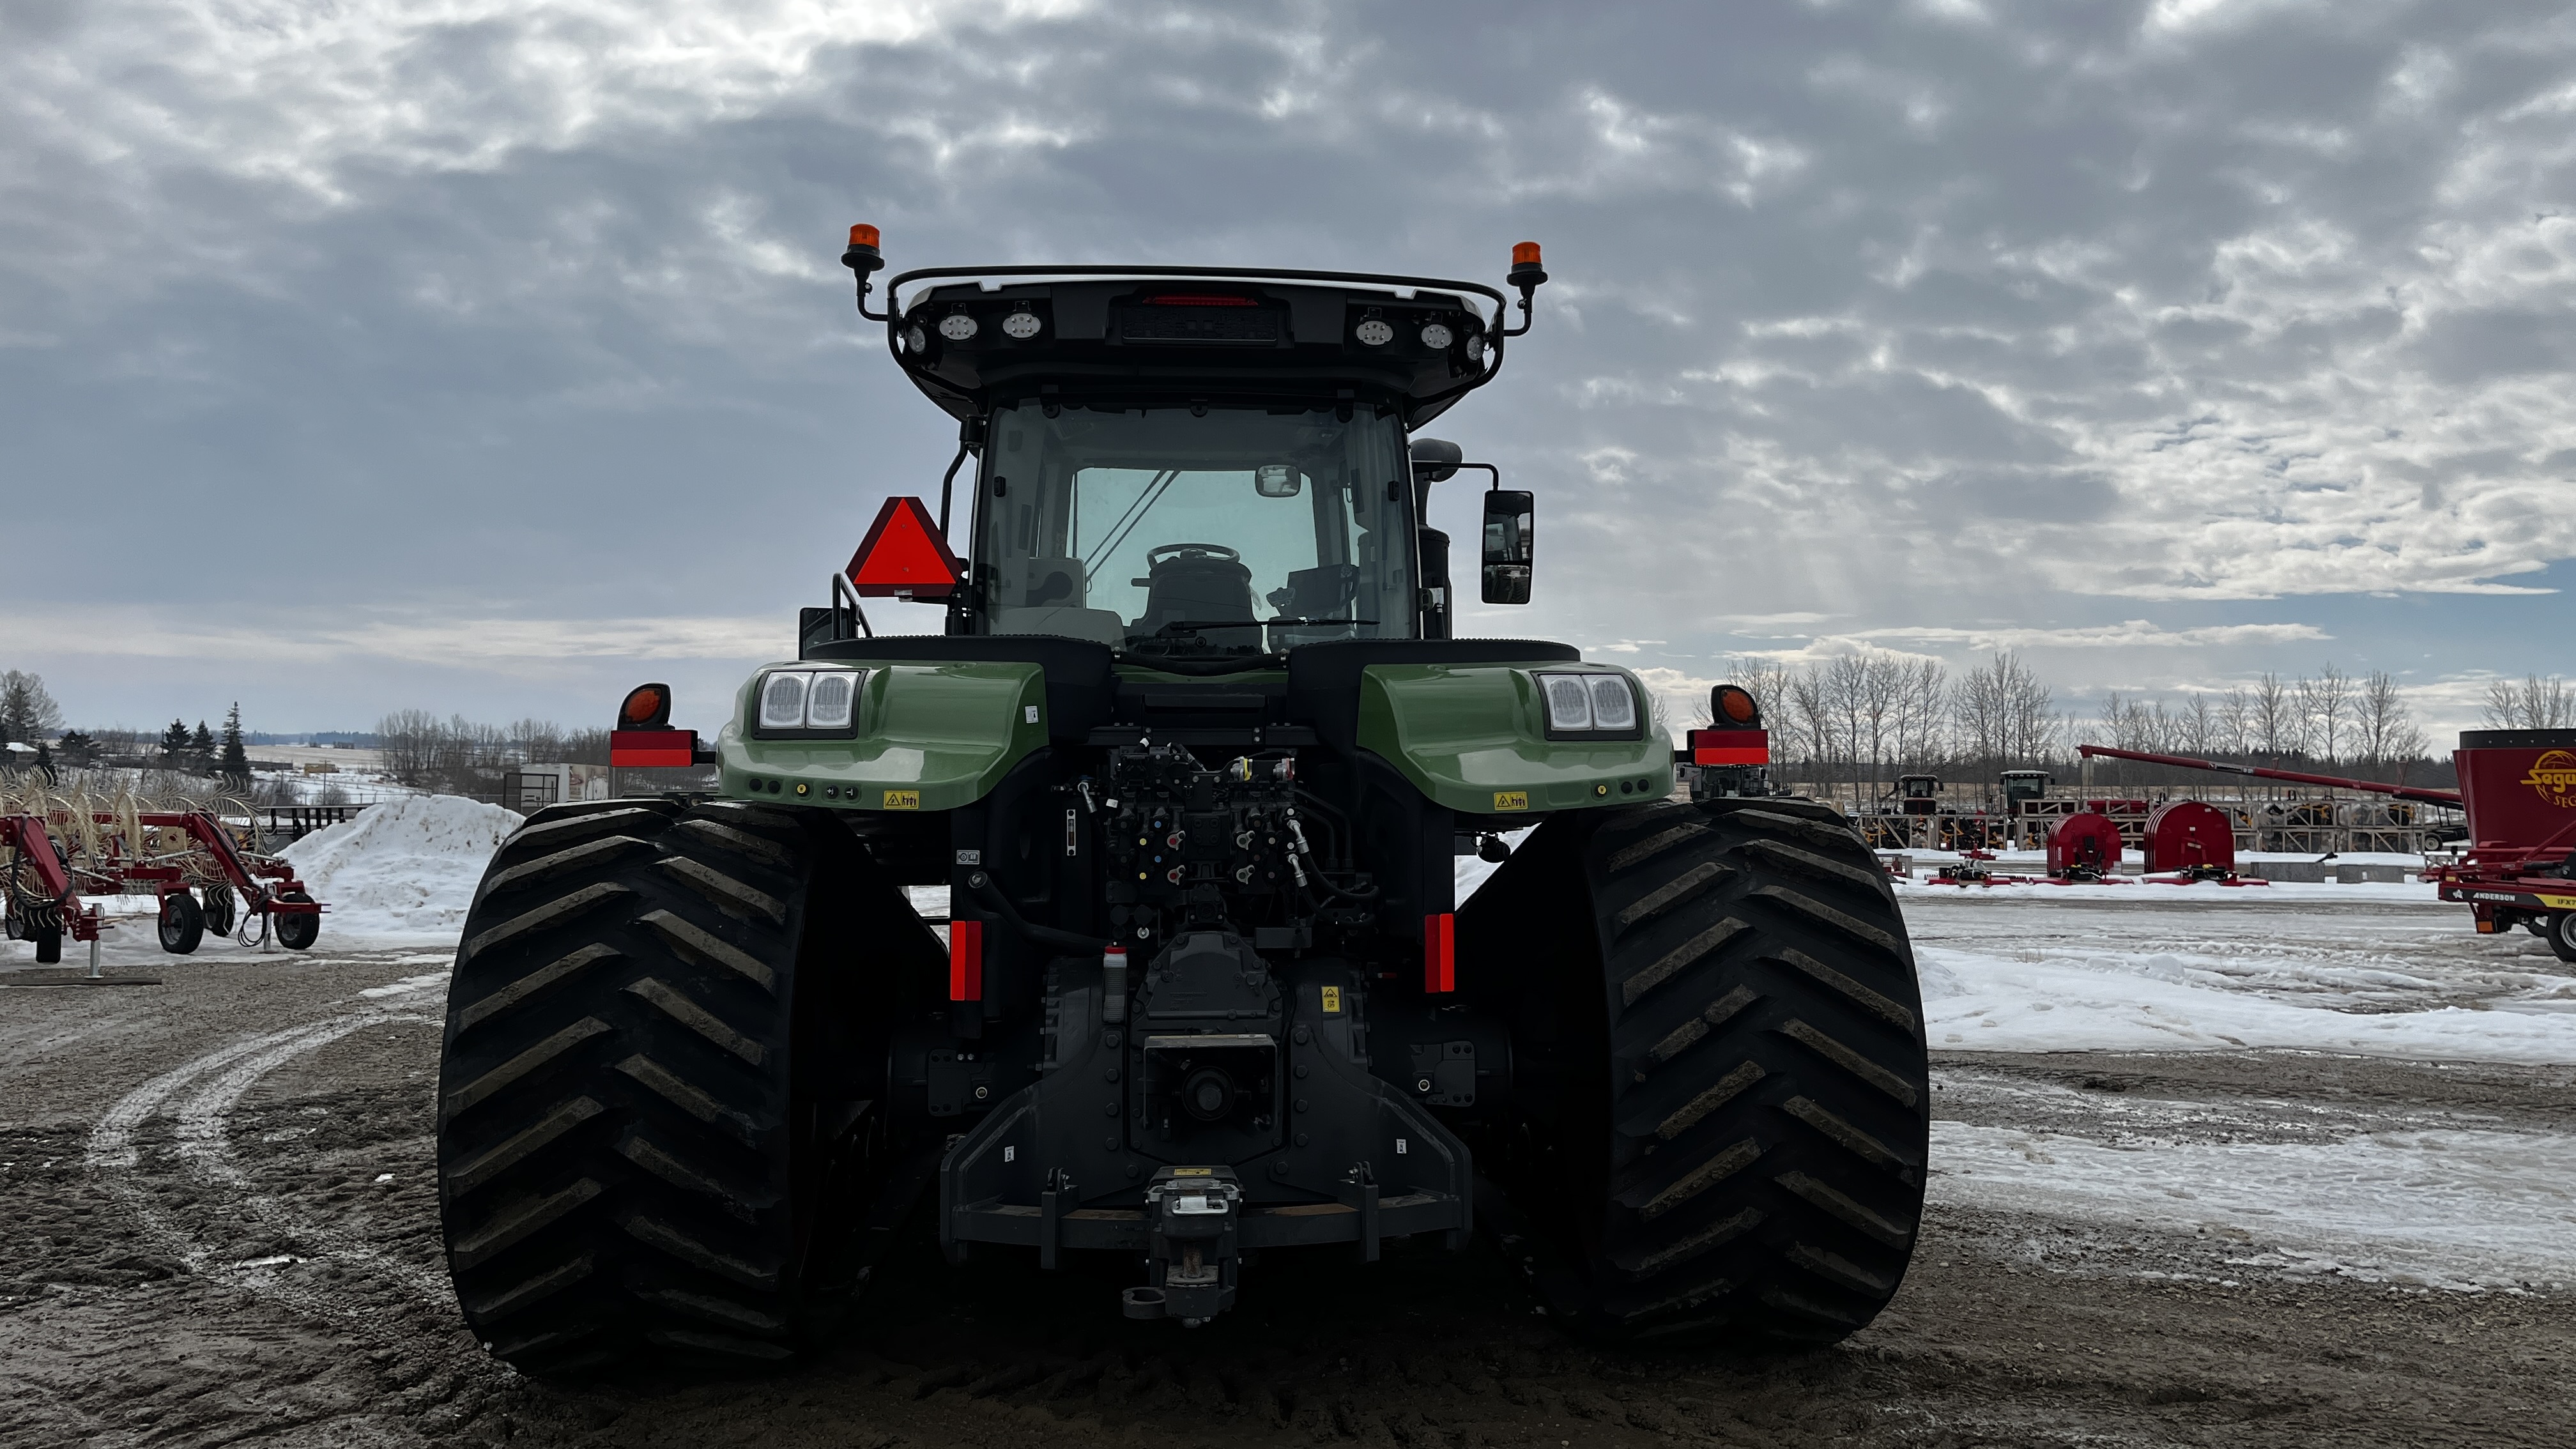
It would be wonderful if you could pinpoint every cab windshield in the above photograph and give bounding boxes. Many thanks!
[977,402,1414,657]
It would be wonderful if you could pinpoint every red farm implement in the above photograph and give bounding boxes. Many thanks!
[2080,739,2576,959]
[3,806,323,965]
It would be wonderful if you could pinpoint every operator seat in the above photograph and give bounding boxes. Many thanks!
[988,556,1124,646]
[1136,546,1260,648]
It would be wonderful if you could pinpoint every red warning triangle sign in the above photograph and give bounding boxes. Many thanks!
[847,496,964,598]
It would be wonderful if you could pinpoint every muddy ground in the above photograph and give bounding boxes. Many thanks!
[1,921,2570,1448]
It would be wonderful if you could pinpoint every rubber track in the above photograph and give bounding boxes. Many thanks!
[436,798,831,1374]
[1473,797,1930,1345]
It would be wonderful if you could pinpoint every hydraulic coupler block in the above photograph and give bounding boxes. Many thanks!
[1121,1166,1243,1326]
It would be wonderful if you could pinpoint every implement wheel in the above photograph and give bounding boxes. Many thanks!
[201,883,238,937]
[159,890,205,955]
[273,889,319,950]
[436,799,940,1375]
[1460,796,1929,1346]
[2549,911,2576,965]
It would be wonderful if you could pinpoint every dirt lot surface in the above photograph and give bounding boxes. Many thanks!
[3,924,2570,1448]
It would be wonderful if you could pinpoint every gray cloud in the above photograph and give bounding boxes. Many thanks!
[3,0,2571,738]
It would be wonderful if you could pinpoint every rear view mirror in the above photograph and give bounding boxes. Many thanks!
[1254,464,1301,498]
[1481,489,1533,604]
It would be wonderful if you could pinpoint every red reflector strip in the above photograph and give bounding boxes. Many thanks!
[1689,728,1768,766]
[950,919,984,1000]
[610,729,696,767]
[1423,912,1455,993]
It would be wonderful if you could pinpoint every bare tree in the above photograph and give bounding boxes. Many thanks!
[2217,686,2251,757]
[2182,693,2218,756]
[2296,664,2350,763]
[2002,655,2055,766]
[2483,675,2575,730]
[2253,673,2299,759]
[1951,654,2009,773]
[2355,671,2426,768]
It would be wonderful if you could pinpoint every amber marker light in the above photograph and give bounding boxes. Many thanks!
[620,682,673,729]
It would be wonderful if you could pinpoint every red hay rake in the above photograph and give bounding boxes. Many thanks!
[3,802,323,970]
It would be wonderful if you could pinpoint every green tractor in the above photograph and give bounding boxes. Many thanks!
[434,231,1929,1372]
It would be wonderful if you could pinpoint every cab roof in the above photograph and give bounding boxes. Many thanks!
[878,266,1517,429]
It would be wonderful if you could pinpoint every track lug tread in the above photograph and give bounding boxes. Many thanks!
[482,836,657,900]
[1612,861,1735,935]
[1776,1019,1919,1106]
[621,1213,779,1289]
[657,857,788,926]
[1606,822,1709,873]
[457,944,622,1035]
[1747,885,1905,956]
[623,976,766,1064]
[466,1253,596,1319]
[1618,919,1749,1006]
[615,1053,764,1146]
[452,1178,603,1269]
[617,1133,767,1222]
[444,1018,612,1121]
[1646,1060,1765,1142]
[464,883,632,962]
[673,818,797,870]
[448,1096,606,1195]
[638,910,776,992]
[1771,947,1917,1032]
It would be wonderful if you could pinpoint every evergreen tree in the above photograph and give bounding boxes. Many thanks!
[190,721,216,771]
[160,719,192,762]
[220,703,251,784]
[56,730,95,767]
[33,740,54,782]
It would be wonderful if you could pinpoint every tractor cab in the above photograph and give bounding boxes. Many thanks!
[2001,769,2053,813]
[827,242,1549,662]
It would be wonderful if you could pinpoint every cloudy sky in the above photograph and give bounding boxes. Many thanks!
[4,0,2571,744]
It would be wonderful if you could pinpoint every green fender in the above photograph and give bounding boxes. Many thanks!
[1356,662,1674,816]
[717,660,1048,813]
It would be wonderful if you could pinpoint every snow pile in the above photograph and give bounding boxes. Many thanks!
[279,794,519,944]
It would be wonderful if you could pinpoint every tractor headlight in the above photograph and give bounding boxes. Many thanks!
[758,672,808,730]
[753,668,866,737]
[1533,671,1644,739]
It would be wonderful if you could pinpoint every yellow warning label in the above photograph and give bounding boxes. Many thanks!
[2538,893,2576,910]
[882,790,921,810]
[1171,1166,1214,1176]
[1320,986,1343,1015]
[1492,790,1529,811]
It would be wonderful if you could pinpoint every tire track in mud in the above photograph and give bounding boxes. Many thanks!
[86,1004,450,1314]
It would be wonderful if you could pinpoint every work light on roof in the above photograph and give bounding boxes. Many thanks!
[939,313,979,341]
[1001,309,1042,339]
[1420,322,1453,349]
[1355,319,1393,346]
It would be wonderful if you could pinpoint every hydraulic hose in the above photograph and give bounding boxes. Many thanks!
[963,871,1110,954]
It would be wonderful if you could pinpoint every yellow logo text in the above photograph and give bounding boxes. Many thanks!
[2522,750,2576,809]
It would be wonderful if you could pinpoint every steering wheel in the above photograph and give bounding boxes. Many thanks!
[1146,542,1241,565]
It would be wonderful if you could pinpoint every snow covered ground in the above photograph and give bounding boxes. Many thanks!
[1929,1070,2576,1292]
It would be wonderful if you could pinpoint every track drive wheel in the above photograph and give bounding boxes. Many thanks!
[273,888,319,950]
[1460,795,1929,1346]
[159,890,206,954]
[436,799,940,1375]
